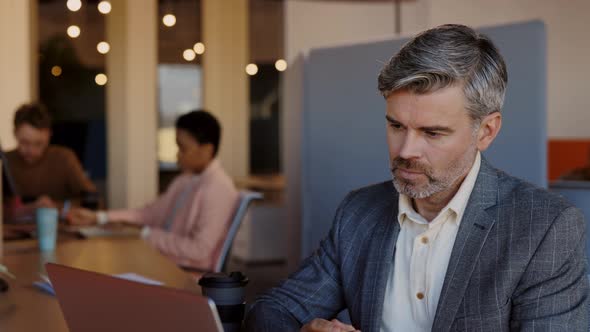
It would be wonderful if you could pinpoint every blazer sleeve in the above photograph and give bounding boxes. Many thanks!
[244,192,356,332]
[144,180,239,269]
[107,175,186,227]
[510,206,589,330]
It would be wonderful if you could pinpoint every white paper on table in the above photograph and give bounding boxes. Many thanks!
[114,273,163,286]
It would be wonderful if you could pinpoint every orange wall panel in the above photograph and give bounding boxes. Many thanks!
[548,140,590,181]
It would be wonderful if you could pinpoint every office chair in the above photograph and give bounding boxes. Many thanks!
[180,191,263,276]
[213,191,263,272]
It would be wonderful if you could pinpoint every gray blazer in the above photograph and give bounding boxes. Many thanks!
[245,159,589,331]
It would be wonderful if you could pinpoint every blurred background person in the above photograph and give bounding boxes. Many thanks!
[2,103,96,221]
[67,110,239,271]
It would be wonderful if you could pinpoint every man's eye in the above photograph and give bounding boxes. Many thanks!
[425,131,440,138]
[390,123,402,129]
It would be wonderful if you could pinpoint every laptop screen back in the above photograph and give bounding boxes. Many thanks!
[46,263,223,332]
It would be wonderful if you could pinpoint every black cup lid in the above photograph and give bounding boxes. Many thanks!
[198,271,249,288]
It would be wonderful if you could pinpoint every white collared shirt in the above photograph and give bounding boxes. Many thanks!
[381,152,481,332]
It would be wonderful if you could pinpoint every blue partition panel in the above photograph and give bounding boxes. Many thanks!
[300,21,547,257]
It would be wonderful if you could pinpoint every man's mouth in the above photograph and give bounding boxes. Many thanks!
[395,167,425,179]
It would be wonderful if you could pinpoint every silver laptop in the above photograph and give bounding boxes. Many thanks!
[46,263,223,332]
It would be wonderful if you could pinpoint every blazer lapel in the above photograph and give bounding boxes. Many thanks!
[431,159,499,332]
[361,196,400,332]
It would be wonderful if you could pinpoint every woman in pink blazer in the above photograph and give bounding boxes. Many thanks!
[68,111,239,271]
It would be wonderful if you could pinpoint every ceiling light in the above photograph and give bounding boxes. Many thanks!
[193,42,205,55]
[162,14,176,27]
[97,1,112,14]
[245,64,258,76]
[67,25,81,38]
[183,49,196,61]
[67,0,82,12]
[51,66,62,77]
[275,59,287,72]
[97,41,110,54]
[95,73,108,86]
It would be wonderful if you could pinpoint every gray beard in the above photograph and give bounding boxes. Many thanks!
[390,148,477,199]
[392,175,448,199]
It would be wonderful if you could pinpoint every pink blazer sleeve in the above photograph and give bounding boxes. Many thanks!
[144,174,239,270]
[106,174,189,226]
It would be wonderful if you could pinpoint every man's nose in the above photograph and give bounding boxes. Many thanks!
[398,132,422,160]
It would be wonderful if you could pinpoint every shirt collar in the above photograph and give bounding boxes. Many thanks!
[397,151,481,226]
[199,158,220,178]
[183,158,220,181]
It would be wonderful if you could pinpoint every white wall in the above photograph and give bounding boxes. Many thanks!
[426,0,590,139]
[202,0,249,179]
[285,0,590,139]
[285,0,398,62]
[0,0,37,150]
[106,0,158,209]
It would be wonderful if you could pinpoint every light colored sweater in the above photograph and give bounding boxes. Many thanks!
[108,159,239,270]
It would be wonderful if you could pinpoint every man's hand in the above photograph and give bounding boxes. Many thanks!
[301,319,360,332]
[34,195,56,208]
[67,207,98,225]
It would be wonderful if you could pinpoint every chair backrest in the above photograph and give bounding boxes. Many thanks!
[214,191,263,272]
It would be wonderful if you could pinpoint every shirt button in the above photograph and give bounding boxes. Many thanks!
[421,237,429,244]
[416,292,425,300]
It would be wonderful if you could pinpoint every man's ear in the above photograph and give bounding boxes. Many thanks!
[476,112,502,152]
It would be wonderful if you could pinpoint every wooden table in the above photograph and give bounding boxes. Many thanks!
[0,237,201,331]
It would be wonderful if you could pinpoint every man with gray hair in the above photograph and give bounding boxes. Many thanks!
[245,24,588,331]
